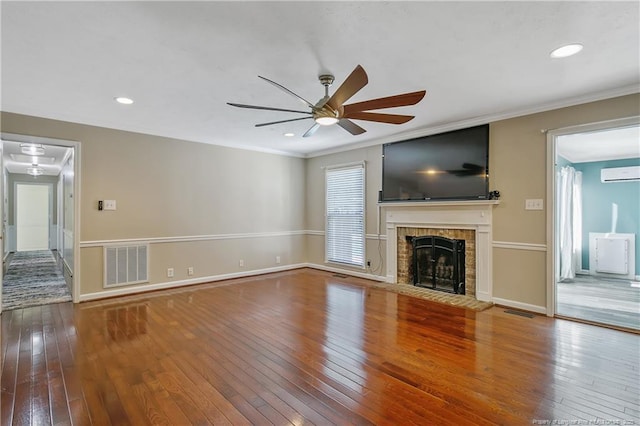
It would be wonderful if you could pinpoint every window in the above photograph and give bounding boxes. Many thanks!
[325,163,365,267]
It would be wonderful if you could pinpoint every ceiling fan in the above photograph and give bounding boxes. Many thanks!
[227,65,426,137]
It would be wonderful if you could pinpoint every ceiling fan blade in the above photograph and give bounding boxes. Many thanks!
[227,102,312,115]
[302,123,320,138]
[342,90,426,114]
[258,76,316,108]
[337,119,366,136]
[255,117,313,127]
[343,111,415,124]
[326,65,368,111]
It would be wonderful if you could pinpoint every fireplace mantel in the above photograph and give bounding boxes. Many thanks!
[383,200,499,302]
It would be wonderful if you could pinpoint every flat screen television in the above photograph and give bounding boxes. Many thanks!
[381,124,489,202]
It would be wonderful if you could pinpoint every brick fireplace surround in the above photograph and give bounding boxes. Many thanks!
[384,201,498,302]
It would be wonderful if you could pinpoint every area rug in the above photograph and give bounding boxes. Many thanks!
[2,250,72,311]
[368,281,494,311]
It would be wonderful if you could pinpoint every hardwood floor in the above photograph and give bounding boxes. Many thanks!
[2,268,639,425]
[557,275,640,331]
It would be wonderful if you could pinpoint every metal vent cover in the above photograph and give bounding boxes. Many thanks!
[104,245,149,288]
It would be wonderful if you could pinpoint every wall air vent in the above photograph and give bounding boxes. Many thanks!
[104,245,149,288]
[600,166,640,183]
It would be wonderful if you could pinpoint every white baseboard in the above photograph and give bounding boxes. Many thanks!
[83,262,553,311]
[476,291,492,303]
[577,269,640,281]
[304,263,387,282]
[62,258,73,277]
[492,297,547,315]
[79,263,308,302]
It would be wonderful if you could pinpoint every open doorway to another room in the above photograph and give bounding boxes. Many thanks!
[550,120,640,331]
[1,139,75,312]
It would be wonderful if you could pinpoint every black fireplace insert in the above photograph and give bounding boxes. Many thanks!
[407,235,466,294]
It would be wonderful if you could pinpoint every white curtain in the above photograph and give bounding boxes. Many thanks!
[557,166,583,281]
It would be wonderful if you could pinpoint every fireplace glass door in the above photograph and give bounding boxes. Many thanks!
[411,236,465,294]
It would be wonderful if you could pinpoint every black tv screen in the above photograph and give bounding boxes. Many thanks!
[381,124,489,201]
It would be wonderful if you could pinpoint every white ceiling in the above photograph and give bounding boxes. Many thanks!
[557,125,640,163]
[1,1,638,158]
[2,140,71,176]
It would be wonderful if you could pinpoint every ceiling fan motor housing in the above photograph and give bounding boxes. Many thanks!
[319,74,335,87]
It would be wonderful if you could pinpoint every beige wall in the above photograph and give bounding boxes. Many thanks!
[305,93,640,309]
[80,235,306,295]
[2,93,638,306]
[1,112,307,298]
[490,93,639,307]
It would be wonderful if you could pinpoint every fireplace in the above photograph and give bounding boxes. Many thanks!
[397,227,475,296]
[408,235,466,294]
[384,200,497,302]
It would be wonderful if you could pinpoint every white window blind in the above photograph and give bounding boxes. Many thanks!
[326,163,365,267]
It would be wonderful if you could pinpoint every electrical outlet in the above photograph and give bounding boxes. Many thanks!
[239,259,244,267]
[167,268,174,278]
[367,260,371,267]
[187,267,194,276]
[276,256,281,264]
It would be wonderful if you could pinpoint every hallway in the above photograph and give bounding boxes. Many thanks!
[2,250,71,311]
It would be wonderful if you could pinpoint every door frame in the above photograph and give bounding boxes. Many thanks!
[0,133,81,309]
[545,115,640,316]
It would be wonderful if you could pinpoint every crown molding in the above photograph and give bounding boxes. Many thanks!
[305,85,639,158]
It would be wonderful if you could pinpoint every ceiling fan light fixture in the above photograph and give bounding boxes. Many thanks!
[550,43,583,58]
[21,143,45,156]
[314,116,339,126]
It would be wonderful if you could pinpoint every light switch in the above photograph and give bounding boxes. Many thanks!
[525,199,543,210]
[103,200,117,210]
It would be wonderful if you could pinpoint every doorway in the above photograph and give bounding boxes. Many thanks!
[16,183,51,251]
[547,117,640,331]
[0,135,80,313]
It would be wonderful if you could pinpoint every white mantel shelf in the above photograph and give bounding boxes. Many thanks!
[384,200,499,302]
[379,200,500,208]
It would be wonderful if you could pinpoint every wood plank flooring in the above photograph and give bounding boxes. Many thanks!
[2,268,639,425]
[557,275,640,331]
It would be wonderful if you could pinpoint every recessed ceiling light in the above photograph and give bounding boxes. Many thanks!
[283,133,295,137]
[550,43,583,59]
[115,96,134,105]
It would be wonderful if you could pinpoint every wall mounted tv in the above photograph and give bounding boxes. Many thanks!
[381,124,489,202]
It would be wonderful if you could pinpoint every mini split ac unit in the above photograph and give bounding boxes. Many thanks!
[600,166,640,183]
